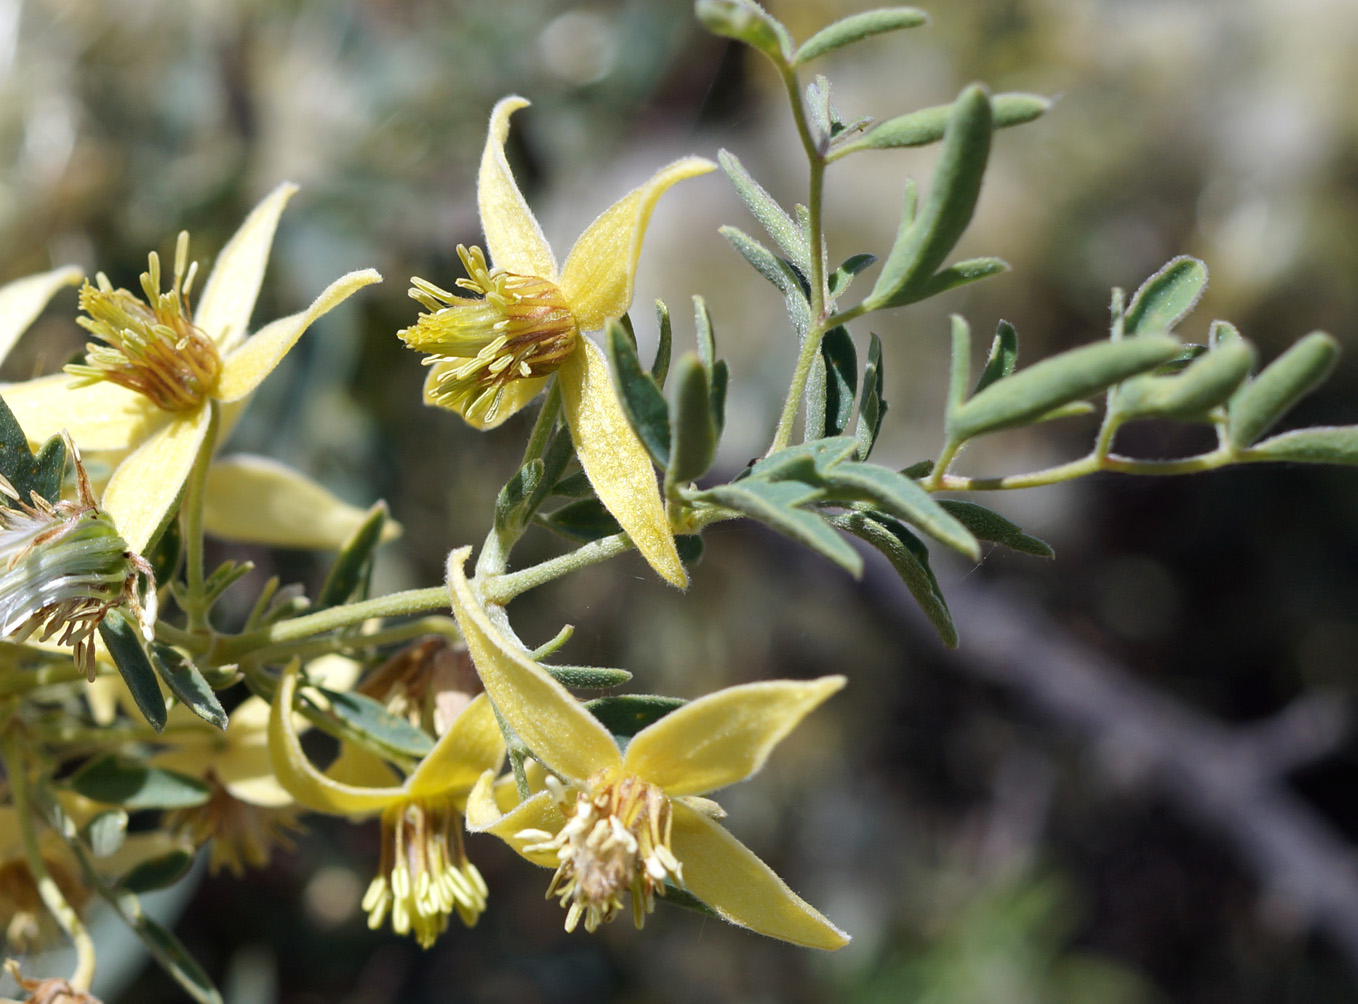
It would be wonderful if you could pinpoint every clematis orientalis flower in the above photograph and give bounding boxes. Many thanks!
[2,184,382,554]
[398,97,714,588]
[0,437,155,681]
[267,660,506,947]
[448,547,850,948]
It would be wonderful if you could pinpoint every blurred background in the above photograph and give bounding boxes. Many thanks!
[3,0,1358,1000]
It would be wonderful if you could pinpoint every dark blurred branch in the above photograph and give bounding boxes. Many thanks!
[938,579,1358,971]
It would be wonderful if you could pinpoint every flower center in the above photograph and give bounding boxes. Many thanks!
[521,768,683,933]
[164,774,304,877]
[0,444,157,681]
[398,245,579,426]
[65,232,222,412]
[361,795,487,948]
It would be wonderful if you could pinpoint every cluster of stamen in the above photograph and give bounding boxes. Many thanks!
[519,768,683,933]
[398,245,578,425]
[0,443,157,680]
[355,636,480,737]
[361,796,487,947]
[66,232,222,412]
[164,774,304,877]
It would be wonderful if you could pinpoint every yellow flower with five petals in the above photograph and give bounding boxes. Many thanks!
[266,660,506,947]
[2,184,382,554]
[398,97,714,588]
[447,547,850,949]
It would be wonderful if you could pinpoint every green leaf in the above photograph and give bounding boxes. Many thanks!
[938,499,1054,557]
[975,319,1019,394]
[865,85,994,310]
[830,511,956,647]
[653,299,673,384]
[676,533,705,566]
[66,757,209,810]
[911,257,1010,303]
[121,900,223,1004]
[315,502,388,608]
[946,314,973,416]
[808,326,858,439]
[667,354,718,484]
[83,809,129,858]
[117,848,196,894]
[537,497,623,542]
[606,318,671,466]
[794,7,929,64]
[693,296,718,371]
[542,664,634,689]
[316,687,434,759]
[699,479,863,575]
[1124,256,1207,335]
[149,644,227,730]
[828,253,878,298]
[1114,337,1256,421]
[747,436,858,484]
[948,335,1183,441]
[855,333,887,460]
[709,358,730,437]
[550,470,593,499]
[821,461,979,557]
[834,91,1050,158]
[0,395,66,506]
[1228,332,1340,447]
[495,457,544,534]
[1248,426,1358,465]
[585,695,686,742]
[98,613,166,732]
[718,150,810,274]
[719,225,812,335]
[695,0,793,62]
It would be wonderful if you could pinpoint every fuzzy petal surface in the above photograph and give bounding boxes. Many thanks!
[558,156,715,331]
[196,183,297,353]
[479,97,557,280]
[1,374,166,451]
[202,454,401,549]
[0,265,81,359]
[559,339,686,587]
[102,407,212,553]
[267,660,401,816]
[670,799,850,950]
[447,547,620,782]
[464,779,562,868]
[626,676,846,796]
[215,268,381,402]
[406,694,506,801]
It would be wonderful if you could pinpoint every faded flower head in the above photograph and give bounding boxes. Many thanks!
[0,440,155,680]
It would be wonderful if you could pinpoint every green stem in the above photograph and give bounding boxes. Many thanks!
[180,402,220,632]
[521,381,561,468]
[214,585,450,662]
[479,533,636,606]
[0,730,97,991]
[244,615,460,668]
[935,447,1240,491]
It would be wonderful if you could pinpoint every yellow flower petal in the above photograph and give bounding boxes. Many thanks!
[215,268,382,402]
[464,779,562,868]
[625,676,846,796]
[446,546,620,782]
[557,156,716,330]
[421,360,550,431]
[2,373,165,451]
[478,96,557,280]
[195,182,298,353]
[101,408,212,553]
[326,740,404,793]
[267,660,402,815]
[0,265,81,359]
[202,454,402,549]
[559,339,686,588]
[405,694,505,801]
[670,799,850,950]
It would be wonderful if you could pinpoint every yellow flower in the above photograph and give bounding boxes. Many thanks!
[1,184,382,554]
[0,265,82,358]
[266,660,506,947]
[447,548,850,949]
[399,97,714,588]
